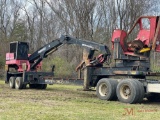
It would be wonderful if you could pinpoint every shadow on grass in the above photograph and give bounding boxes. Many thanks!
[142,98,160,105]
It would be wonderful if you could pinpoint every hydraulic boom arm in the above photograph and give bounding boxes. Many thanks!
[28,35,111,70]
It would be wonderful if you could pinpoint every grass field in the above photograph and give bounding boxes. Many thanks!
[0,80,160,120]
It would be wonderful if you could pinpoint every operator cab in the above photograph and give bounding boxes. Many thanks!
[9,41,29,60]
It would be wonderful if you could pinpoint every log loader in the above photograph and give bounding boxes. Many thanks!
[5,35,110,89]
[5,16,160,104]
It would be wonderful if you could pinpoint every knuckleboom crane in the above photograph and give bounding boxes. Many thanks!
[28,35,111,70]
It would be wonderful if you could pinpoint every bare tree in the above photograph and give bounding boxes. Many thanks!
[0,0,23,55]
[0,0,159,76]
[45,0,96,65]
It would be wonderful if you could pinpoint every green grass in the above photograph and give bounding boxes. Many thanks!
[0,80,160,120]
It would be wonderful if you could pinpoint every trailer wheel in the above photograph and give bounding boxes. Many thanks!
[37,84,47,89]
[29,84,36,89]
[9,77,16,89]
[116,80,139,104]
[41,84,47,89]
[134,80,144,103]
[22,84,27,89]
[96,78,118,100]
[15,77,23,89]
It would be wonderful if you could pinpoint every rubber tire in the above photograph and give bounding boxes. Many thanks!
[96,78,118,100]
[133,80,144,103]
[116,80,139,104]
[29,84,36,89]
[41,84,47,89]
[37,84,47,89]
[15,77,23,89]
[29,84,47,89]
[9,77,16,89]
[22,84,27,89]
